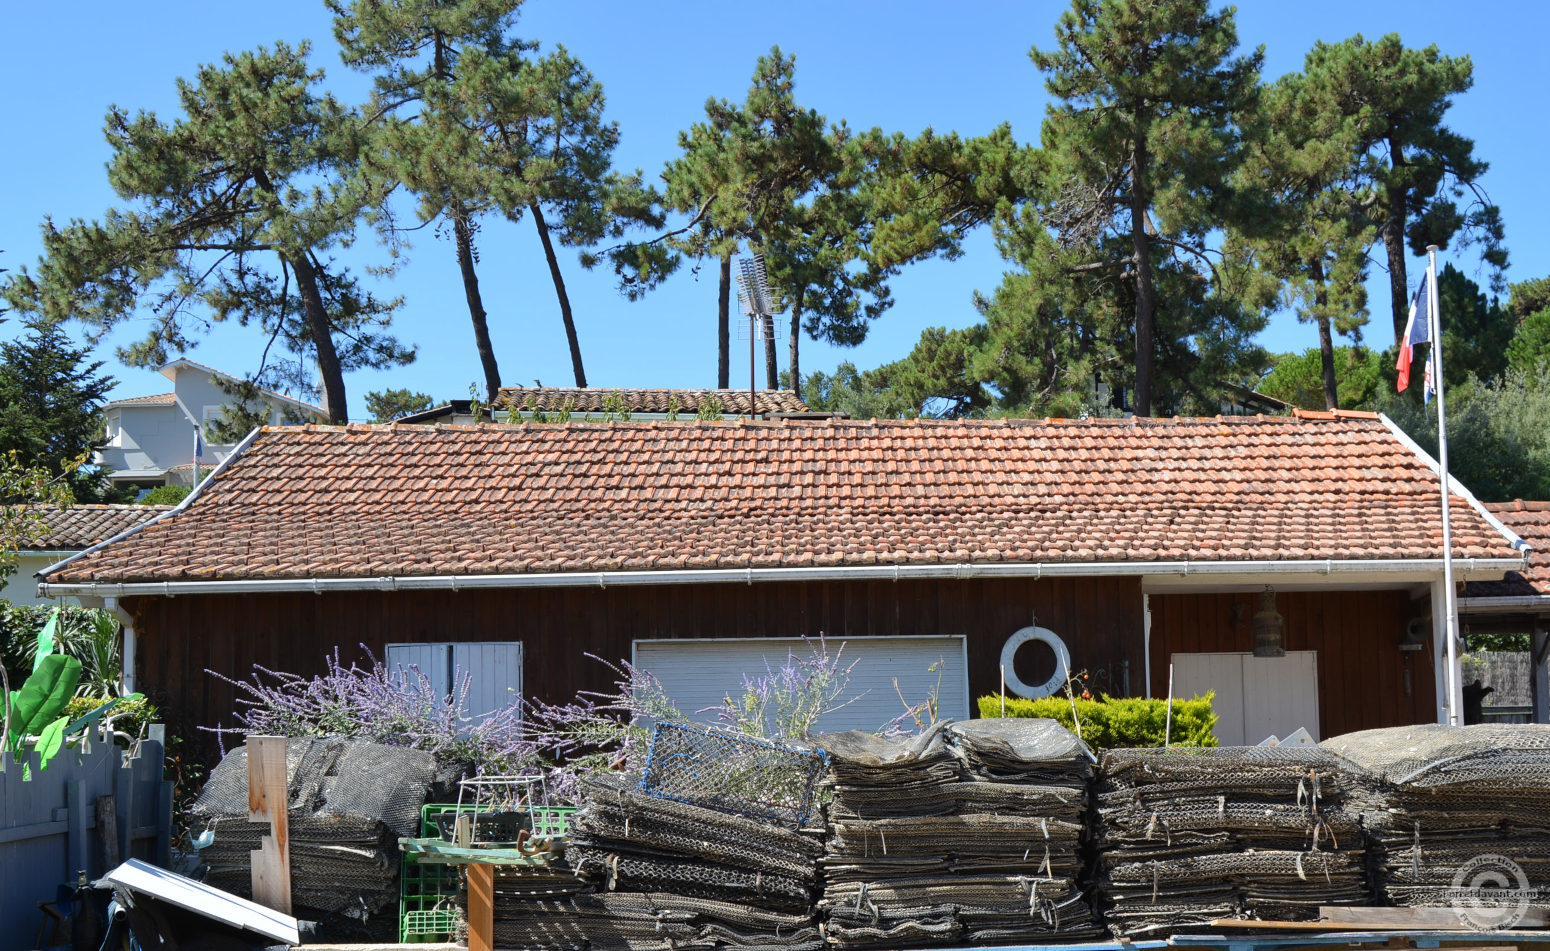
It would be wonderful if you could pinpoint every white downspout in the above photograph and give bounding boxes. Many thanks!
[1143,592,1153,699]
[1430,579,1460,724]
[104,596,136,694]
[1531,625,1543,731]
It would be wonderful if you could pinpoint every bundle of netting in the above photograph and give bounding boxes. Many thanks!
[1324,723,1550,919]
[190,737,436,938]
[1094,745,1372,937]
[546,773,824,950]
[817,720,1101,947]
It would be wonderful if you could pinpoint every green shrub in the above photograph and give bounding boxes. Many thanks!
[978,693,1217,748]
[64,694,158,738]
[138,484,191,506]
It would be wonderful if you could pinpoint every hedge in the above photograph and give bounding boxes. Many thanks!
[977,693,1218,748]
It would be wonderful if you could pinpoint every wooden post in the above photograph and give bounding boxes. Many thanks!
[96,796,120,870]
[467,863,495,951]
[246,736,292,915]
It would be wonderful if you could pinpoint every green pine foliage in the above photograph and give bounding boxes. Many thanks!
[0,318,117,501]
[365,387,436,422]
[1260,347,1383,412]
[1300,34,1505,344]
[1028,0,1266,417]
[977,693,1218,749]
[0,43,413,422]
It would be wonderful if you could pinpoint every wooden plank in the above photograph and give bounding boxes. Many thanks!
[467,862,495,951]
[96,796,120,869]
[246,735,291,915]
[1318,905,1550,929]
[67,780,88,877]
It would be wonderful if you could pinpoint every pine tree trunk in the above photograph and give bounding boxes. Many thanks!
[531,202,587,388]
[286,250,348,424]
[718,253,731,388]
[452,204,502,402]
[1312,258,1339,410]
[763,315,779,389]
[1383,134,1411,345]
[254,166,346,423]
[788,287,804,398]
[1129,141,1156,418]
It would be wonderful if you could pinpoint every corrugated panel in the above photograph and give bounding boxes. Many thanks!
[452,642,524,722]
[633,636,968,735]
[386,643,451,697]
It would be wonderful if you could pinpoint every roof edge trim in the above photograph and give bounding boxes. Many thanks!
[1378,413,1532,555]
[39,556,1526,599]
[35,425,268,584]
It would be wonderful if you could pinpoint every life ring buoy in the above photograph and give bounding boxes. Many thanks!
[1000,626,1071,699]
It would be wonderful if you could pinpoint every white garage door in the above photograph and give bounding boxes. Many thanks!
[633,636,969,735]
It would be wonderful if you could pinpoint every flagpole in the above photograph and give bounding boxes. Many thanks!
[1427,244,1462,725]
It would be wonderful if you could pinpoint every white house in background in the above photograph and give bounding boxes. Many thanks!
[96,359,327,491]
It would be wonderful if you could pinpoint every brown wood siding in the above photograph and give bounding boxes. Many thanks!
[1148,589,1436,738]
[124,577,1145,752]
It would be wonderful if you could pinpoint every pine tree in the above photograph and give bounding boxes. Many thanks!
[0,318,116,501]
[1229,67,1373,409]
[1,44,412,423]
[1297,34,1506,344]
[366,387,436,422]
[1031,0,1264,416]
[661,49,833,389]
[334,0,661,393]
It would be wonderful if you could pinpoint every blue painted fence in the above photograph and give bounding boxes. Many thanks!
[0,726,170,951]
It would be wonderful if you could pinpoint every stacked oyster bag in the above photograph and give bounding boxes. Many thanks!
[554,723,827,951]
[1095,745,1371,936]
[1324,723,1550,923]
[191,737,436,932]
[818,719,1101,947]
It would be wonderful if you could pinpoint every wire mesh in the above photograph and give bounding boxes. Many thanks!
[639,722,827,828]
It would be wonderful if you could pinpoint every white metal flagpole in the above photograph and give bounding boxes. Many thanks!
[1427,244,1462,725]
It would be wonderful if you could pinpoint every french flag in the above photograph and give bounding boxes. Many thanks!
[1396,275,1432,393]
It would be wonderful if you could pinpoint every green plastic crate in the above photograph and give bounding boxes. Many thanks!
[399,803,576,942]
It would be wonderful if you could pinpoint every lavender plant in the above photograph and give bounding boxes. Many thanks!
[205,646,537,776]
[522,655,684,801]
[709,636,864,740]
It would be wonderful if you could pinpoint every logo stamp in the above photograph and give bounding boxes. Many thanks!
[1449,853,1533,931]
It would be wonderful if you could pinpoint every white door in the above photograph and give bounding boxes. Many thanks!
[1171,651,1319,746]
[633,636,970,735]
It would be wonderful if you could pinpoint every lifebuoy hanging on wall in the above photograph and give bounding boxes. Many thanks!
[1000,626,1071,699]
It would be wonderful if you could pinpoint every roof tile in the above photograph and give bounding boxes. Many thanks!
[45,417,1523,584]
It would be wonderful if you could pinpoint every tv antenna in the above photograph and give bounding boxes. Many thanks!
[735,254,783,419]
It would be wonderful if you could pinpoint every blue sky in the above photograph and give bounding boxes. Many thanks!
[3,1,1546,418]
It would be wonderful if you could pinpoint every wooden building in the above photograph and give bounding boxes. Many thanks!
[36,412,1528,748]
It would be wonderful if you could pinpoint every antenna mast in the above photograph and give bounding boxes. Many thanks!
[735,254,782,419]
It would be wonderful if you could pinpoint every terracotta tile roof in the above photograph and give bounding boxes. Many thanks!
[45,416,1523,584]
[106,392,176,407]
[493,387,808,415]
[23,503,173,551]
[1465,501,1550,598]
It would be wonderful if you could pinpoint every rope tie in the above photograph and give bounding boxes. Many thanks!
[1412,820,1423,880]
[1218,795,1226,819]
[1295,852,1307,882]
[1152,862,1161,903]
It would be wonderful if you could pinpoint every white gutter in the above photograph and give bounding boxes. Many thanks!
[35,425,266,588]
[1379,413,1534,554]
[38,555,1526,599]
[1459,594,1550,615]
